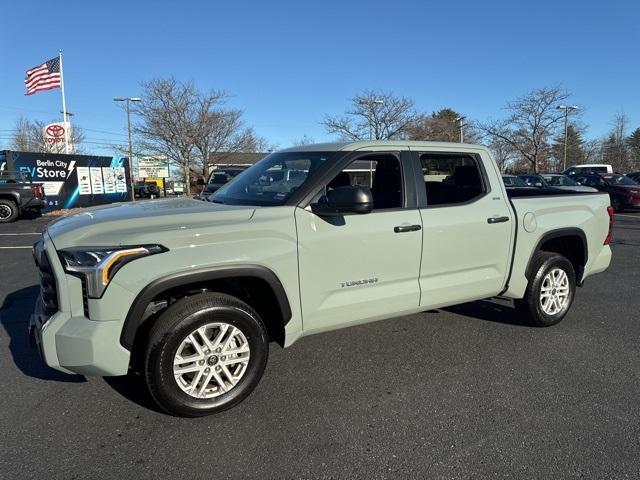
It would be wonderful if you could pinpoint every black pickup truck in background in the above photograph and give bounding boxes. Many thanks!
[0,171,45,223]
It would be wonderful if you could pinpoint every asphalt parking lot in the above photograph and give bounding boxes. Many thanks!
[1,211,639,479]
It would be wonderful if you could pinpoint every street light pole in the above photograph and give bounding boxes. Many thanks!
[114,97,142,198]
[357,98,384,186]
[557,105,579,171]
[456,116,466,143]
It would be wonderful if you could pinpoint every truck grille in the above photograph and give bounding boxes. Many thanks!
[33,241,59,316]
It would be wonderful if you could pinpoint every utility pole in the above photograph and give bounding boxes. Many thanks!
[114,97,142,197]
[557,105,579,171]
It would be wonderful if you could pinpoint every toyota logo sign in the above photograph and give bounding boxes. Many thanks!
[45,124,66,138]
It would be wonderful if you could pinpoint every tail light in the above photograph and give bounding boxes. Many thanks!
[33,185,43,199]
[604,206,615,245]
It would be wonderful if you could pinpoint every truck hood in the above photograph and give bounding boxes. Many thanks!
[46,198,256,249]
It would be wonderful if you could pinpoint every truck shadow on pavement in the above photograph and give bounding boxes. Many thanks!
[442,299,528,326]
[0,285,86,383]
[103,374,165,414]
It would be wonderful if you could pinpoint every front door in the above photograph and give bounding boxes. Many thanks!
[295,152,423,334]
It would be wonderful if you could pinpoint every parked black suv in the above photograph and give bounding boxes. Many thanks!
[134,181,161,199]
[0,171,46,222]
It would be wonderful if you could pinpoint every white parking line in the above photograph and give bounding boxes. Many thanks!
[0,233,41,236]
[0,246,32,249]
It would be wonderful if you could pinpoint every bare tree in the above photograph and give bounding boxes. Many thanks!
[292,134,315,146]
[11,116,85,153]
[133,78,269,193]
[191,94,259,180]
[583,138,603,164]
[602,112,631,172]
[487,134,517,172]
[133,78,198,193]
[407,108,478,143]
[322,90,419,141]
[241,129,275,153]
[478,86,572,173]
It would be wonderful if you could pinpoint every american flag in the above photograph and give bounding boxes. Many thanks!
[24,56,61,95]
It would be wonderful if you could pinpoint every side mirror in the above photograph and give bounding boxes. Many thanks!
[313,185,374,216]
[534,182,543,187]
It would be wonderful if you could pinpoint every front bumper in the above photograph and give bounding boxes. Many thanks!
[29,299,130,376]
[29,234,131,376]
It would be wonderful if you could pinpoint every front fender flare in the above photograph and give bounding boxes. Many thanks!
[120,265,293,350]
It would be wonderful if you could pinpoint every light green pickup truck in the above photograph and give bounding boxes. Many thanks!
[30,141,614,417]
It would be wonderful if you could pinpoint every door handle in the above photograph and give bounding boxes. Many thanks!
[394,224,422,233]
[487,216,510,224]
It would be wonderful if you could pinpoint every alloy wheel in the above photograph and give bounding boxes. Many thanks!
[173,322,251,399]
[539,268,570,315]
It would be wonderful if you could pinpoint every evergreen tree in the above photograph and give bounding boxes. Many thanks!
[552,125,585,172]
[626,128,640,172]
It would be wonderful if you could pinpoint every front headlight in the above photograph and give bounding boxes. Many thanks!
[58,244,167,298]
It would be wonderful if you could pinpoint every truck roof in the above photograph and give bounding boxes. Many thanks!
[279,141,489,153]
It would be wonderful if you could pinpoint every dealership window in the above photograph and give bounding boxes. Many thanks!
[420,153,485,206]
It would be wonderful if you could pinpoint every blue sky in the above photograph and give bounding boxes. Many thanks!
[1,0,638,155]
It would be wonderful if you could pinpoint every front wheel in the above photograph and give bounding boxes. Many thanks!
[515,252,576,327]
[144,293,269,417]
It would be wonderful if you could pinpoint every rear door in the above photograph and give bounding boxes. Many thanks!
[414,151,513,308]
[295,151,423,333]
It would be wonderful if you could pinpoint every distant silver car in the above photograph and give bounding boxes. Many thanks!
[540,174,598,192]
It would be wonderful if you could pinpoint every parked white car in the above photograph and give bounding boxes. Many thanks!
[563,164,613,176]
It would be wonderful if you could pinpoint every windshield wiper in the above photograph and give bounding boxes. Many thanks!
[210,198,225,204]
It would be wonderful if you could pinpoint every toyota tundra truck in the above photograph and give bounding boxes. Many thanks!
[29,141,613,417]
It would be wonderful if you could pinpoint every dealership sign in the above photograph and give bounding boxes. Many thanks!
[138,156,169,178]
[2,150,131,210]
[43,122,73,154]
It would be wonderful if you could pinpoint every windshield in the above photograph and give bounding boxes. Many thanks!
[603,174,638,185]
[502,176,527,187]
[210,173,228,184]
[542,175,577,186]
[211,151,337,206]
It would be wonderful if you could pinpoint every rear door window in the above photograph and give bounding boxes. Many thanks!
[419,153,486,206]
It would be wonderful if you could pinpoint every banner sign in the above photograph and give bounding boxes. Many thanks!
[43,122,73,154]
[2,150,132,210]
[138,156,169,178]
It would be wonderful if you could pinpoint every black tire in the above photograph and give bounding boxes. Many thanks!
[144,292,269,417]
[0,199,19,223]
[514,252,576,327]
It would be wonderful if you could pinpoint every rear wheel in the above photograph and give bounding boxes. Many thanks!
[144,293,269,417]
[0,199,19,223]
[515,252,576,327]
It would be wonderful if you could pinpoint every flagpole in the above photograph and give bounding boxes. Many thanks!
[58,49,69,154]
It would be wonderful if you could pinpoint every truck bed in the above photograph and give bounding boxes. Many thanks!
[505,187,601,198]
